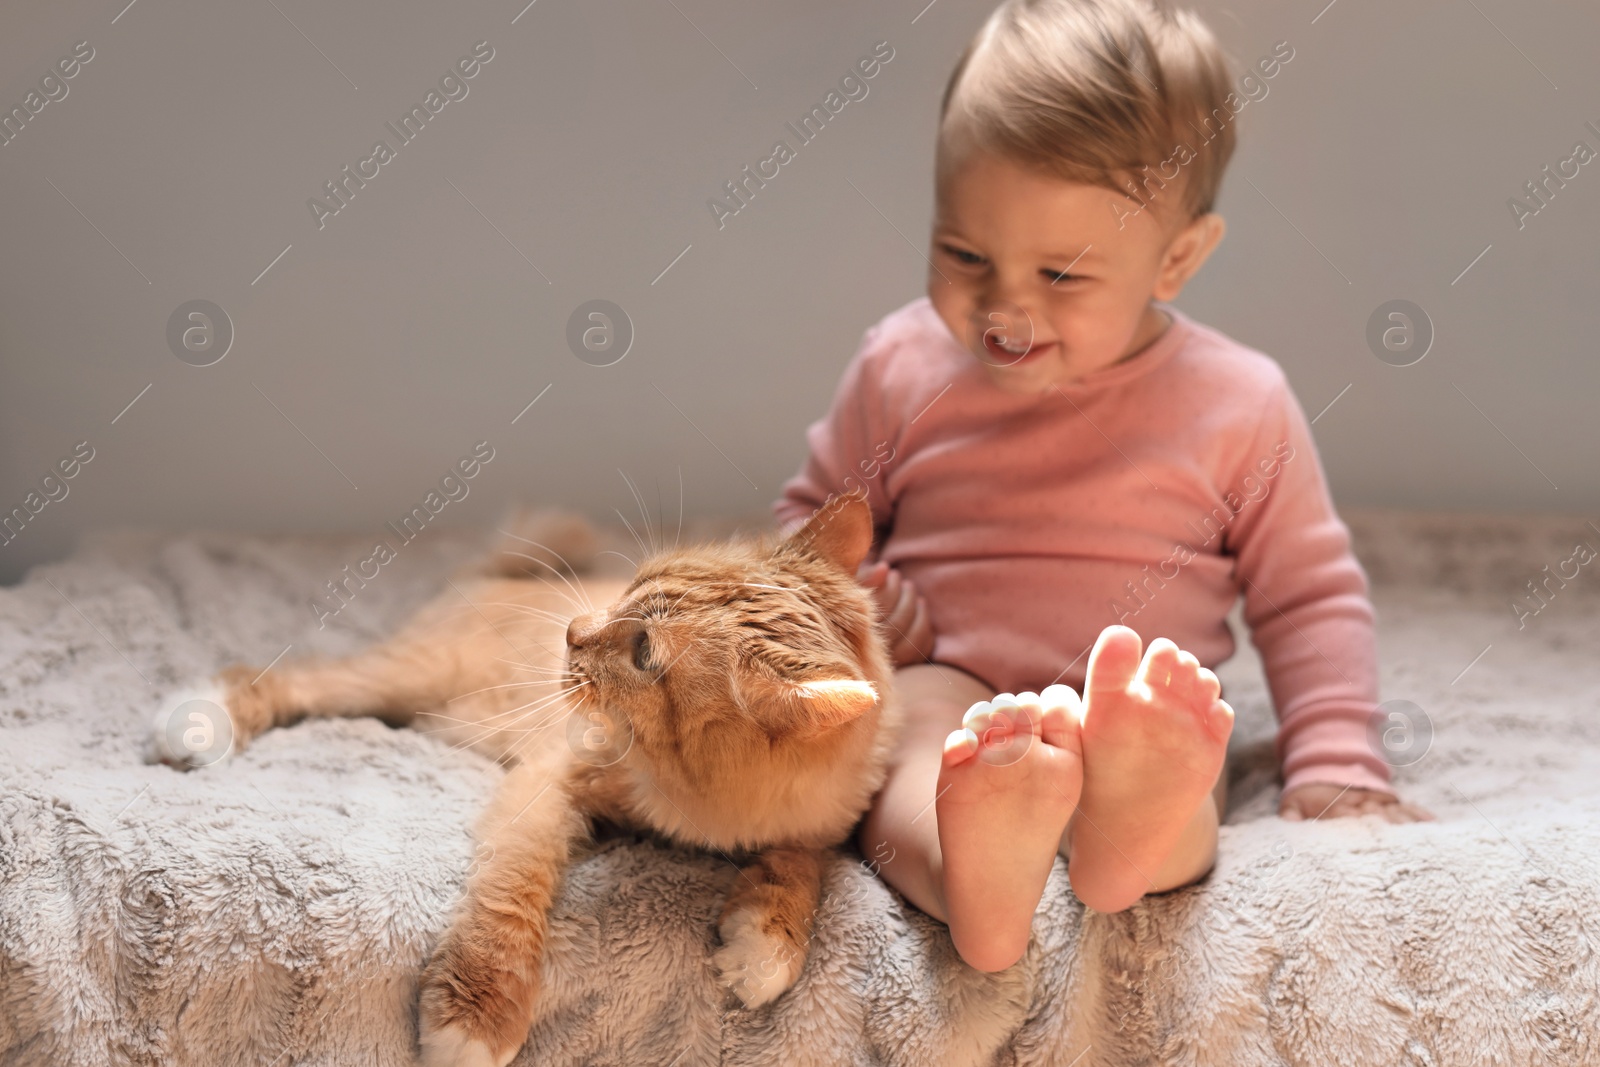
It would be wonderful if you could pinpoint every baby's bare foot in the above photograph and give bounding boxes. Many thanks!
[1067,626,1233,913]
[936,686,1083,971]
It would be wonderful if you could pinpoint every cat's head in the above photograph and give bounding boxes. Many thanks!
[562,492,897,850]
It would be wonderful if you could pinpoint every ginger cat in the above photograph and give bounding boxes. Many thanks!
[152,492,899,1067]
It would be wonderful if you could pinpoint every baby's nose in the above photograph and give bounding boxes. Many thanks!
[971,297,1037,345]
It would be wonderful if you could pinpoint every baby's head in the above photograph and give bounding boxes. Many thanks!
[930,0,1237,393]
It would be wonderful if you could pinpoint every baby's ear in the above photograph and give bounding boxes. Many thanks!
[784,489,873,576]
[733,665,879,738]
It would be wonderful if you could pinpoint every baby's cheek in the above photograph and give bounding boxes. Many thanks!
[926,287,972,344]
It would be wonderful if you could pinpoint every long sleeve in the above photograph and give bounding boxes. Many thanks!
[772,297,1389,796]
[773,325,900,543]
[1224,372,1393,795]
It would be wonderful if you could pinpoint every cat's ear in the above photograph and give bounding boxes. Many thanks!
[783,676,879,734]
[734,667,879,738]
[785,489,873,576]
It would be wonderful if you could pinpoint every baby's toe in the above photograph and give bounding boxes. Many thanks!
[942,726,981,767]
[1039,683,1084,720]
[961,699,996,733]
[1204,697,1236,739]
[1007,692,1048,735]
[963,696,1033,766]
[1038,683,1084,747]
[1169,651,1201,699]
[970,694,1034,735]
[1137,638,1183,694]
[1037,700,1082,755]
[1086,625,1144,695]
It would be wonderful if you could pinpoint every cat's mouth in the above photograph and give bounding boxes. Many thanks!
[563,661,595,704]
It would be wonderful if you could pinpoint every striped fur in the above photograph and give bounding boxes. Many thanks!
[175,492,899,1064]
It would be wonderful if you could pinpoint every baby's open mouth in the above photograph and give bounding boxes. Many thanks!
[983,334,1055,363]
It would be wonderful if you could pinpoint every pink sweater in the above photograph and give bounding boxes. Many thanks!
[774,297,1392,796]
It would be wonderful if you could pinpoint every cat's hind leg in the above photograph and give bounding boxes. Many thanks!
[152,578,574,768]
[152,646,454,768]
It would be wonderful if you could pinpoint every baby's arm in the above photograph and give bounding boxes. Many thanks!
[1223,372,1430,822]
[773,327,932,666]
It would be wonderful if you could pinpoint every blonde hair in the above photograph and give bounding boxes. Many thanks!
[938,0,1239,221]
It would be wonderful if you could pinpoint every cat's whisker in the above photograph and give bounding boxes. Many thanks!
[490,701,591,756]
[491,656,569,676]
[463,600,580,627]
[447,678,566,702]
[615,507,652,563]
[600,611,650,626]
[643,585,694,627]
[418,714,559,740]
[415,718,535,746]
[674,465,685,550]
[503,703,586,760]
[423,683,588,746]
[493,561,594,618]
[597,548,639,571]
[447,617,565,663]
[494,550,578,582]
[618,468,661,557]
[536,579,595,619]
[491,656,570,677]
[417,714,545,735]
[460,682,585,720]
[434,605,546,644]
[435,609,576,667]
[490,685,586,721]
[655,476,666,557]
[493,535,598,613]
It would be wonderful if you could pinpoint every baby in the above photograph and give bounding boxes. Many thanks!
[774,0,1431,973]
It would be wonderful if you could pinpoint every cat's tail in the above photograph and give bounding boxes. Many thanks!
[477,506,600,578]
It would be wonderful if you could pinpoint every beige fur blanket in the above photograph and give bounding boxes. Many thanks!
[2,510,1598,1066]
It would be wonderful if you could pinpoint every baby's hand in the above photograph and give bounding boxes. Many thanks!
[1279,783,1434,823]
[856,560,934,667]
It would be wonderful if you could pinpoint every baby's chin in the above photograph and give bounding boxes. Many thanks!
[978,339,1150,393]
[976,351,1077,394]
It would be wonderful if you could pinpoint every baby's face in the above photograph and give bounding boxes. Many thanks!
[927,152,1214,394]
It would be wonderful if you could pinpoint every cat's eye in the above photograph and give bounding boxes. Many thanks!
[631,628,653,672]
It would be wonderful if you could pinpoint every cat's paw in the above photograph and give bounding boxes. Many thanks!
[149,680,237,769]
[714,905,805,1008]
[417,936,534,1067]
[417,1021,509,1067]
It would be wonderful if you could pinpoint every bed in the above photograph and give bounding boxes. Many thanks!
[2,509,1597,1066]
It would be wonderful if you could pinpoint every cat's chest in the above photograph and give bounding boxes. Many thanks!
[614,757,866,852]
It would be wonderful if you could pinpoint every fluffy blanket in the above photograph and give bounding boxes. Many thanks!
[2,510,1598,1067]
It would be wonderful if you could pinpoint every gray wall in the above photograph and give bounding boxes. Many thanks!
[2,0,1596,584]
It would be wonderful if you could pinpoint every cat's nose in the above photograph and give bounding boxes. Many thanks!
[566,612,604,649]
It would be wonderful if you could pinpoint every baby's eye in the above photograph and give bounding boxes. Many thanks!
[1043,268,1081,285]
[939,243,986,267]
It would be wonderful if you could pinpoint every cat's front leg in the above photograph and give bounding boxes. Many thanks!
[713,846,824,1008]
[419,761,587,1067]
